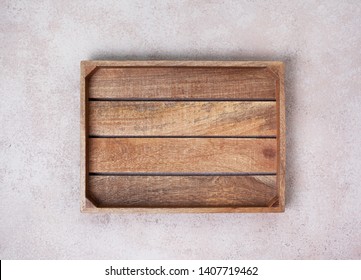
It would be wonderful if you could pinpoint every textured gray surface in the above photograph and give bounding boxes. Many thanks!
[1,0,361,259]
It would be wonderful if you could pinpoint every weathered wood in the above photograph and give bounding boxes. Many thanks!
[80,60,286,213]
[88,175,277,207]
[88,138,277,173]
[275,63,286,210]
[81,206,284,213]
[82,60,283,68]
[89,101,277,136]
[88,67,276,100]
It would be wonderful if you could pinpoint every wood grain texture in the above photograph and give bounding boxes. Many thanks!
[88,175,277,207]
[80,62,88,210]
[82,60,283,68]
[81,205,284,213]
[88,67,276,100]
[88,101,277,136]
[88,138,277,173]
[273,63,286,210]
[80,60,285,213]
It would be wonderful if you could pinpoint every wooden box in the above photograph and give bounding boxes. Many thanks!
[81,61,285,213]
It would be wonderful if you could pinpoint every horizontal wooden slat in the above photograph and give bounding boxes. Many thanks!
[88,101,277,136]
[88,175,277,207]
[88,67,276,99]
[89,138,277,173]
[83,60,283,68]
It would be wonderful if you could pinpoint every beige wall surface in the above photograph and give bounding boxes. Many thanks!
[1,0,360,259]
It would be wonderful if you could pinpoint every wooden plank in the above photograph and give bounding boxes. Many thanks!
[82,60,284,68]
[81,205,284,213]
[273,63,286,210]
[88,67,276,99]
[80,62,88,211]
[88,138,277,173]
[88,101,277,136]
[88,175,277,207]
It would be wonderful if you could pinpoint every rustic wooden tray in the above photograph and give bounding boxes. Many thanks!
[81,61,285,213]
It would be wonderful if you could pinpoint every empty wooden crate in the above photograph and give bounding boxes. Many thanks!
[81,61,285,213]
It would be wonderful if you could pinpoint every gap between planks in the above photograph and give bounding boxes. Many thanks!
[89,172,277,176]
[88,98,276,102]
[88,136,277,138]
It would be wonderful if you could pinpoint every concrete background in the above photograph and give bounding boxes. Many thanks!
[1,0,360,259]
